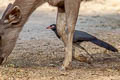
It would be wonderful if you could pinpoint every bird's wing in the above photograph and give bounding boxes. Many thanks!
[73,30,96,42]
[73,30,118,52]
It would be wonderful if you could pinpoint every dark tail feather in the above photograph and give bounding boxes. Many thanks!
[91,39,118,52]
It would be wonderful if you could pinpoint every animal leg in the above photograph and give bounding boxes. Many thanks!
[56,6,70,70]
[56,6,67,45]
[61,0,81,69]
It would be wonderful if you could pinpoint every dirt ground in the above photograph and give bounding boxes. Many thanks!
[0,0,120,80]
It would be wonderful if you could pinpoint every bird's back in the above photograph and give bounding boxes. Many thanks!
[73,30,96,43]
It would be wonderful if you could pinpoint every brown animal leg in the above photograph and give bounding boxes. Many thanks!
[56,6,69,70]
[61,0,81,70]
[56,7,67,45]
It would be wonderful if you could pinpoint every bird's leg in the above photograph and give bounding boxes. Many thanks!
[72,45,88,62]
[78,45,95,60]
[60,0,81,70]
[73,44,94,62]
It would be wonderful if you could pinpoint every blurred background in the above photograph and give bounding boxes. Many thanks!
[0,0,120,80]
[0,0,14,7]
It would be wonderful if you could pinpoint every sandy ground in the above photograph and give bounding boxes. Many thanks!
[0,0,120,80]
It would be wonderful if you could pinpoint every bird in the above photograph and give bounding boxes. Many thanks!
[46,24,118,52]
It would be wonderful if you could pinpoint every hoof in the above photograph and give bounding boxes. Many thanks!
[59,66,66,71]
[59,65,73,71]
[0,57,4,65]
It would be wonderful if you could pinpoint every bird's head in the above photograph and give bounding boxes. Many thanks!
[46,24,56,31]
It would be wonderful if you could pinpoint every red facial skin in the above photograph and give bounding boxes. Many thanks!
[46,25,55,29]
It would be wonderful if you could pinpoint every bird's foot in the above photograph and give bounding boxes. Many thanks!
[74,55,88,62]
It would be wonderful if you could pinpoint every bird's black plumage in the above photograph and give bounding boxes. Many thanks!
[47,24,118,52]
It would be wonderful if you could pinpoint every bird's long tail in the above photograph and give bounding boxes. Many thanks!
[91,39,118,52]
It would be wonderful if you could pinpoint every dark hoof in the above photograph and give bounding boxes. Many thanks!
[0,57,4,65]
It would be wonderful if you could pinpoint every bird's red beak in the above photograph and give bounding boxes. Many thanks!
[46,26,51,29]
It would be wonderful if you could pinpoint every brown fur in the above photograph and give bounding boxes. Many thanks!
[0,0,82,70]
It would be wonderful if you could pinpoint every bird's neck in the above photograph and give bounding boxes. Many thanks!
[52,29,61,39]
